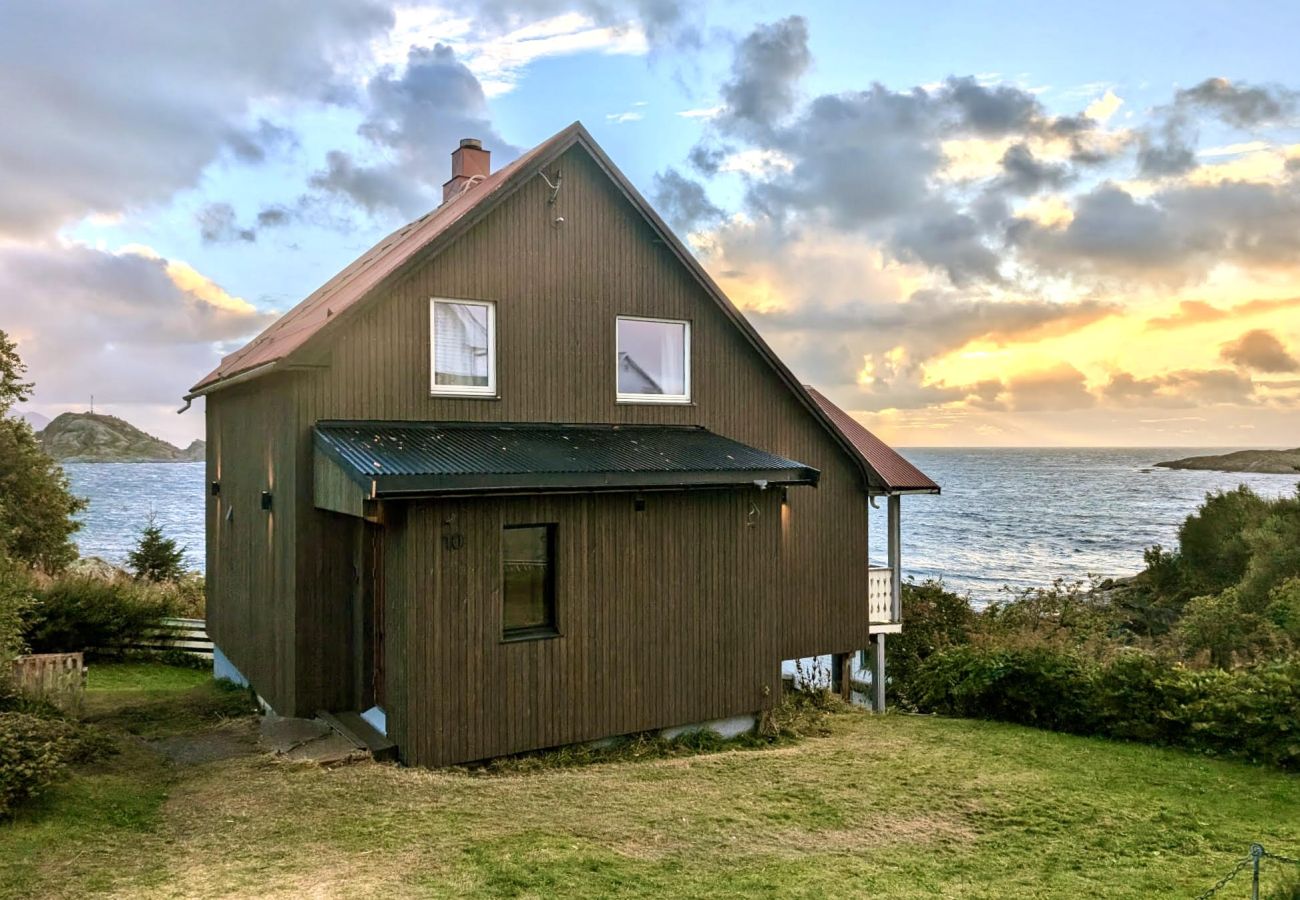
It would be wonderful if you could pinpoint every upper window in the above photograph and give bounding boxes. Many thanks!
[431,298,496,396]
[616,316,690,403]
[502,524,557,640]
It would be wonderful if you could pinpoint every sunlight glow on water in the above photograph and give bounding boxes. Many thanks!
[65,450,1297,603]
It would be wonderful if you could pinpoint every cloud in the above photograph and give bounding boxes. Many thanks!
[719,16,811,130]
[1085,89,1123,124]
[1145,296,1300,330]
[1103,368,1258,407]
[677,105,723,119]
[1220,329,1300,372]
[454,0,697,56]
[1014,178,1300,284]
[665,17,1300,424]
[652,168,722,232]
[0,242,276,406]
[1175,77,1300,128]
[197,203,256,244]
[995,143,1073,195]
[308,44,517,218]
[0,1,393,237]
[888,200,1005,286]
[1004,364,1094,411]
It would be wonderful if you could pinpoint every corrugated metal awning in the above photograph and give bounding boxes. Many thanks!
[313,421,820,498]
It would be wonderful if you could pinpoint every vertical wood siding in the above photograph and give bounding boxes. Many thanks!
[208,141,871,737]
[205,379,298,712]
[386,490,784,766]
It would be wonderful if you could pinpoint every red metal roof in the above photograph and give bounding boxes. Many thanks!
[188,123,583,394]
[804,387,940,494]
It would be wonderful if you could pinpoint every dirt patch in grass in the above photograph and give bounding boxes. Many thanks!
[148,720,258,766]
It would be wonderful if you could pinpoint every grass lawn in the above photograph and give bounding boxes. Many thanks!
[2,663,1298,898]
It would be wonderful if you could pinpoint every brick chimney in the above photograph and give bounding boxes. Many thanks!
[442,138,490,203]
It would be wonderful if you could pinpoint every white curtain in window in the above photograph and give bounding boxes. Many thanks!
[435,302,489,387]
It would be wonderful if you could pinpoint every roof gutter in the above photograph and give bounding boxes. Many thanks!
[178,360,280,412]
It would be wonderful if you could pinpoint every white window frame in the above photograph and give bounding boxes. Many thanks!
[615,315,692,404]
[430,297,497,397]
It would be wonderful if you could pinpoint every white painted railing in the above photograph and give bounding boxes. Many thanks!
[868,566,894,626]
[128,617,213,659]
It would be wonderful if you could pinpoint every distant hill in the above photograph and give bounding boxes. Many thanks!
[1156,448,1300,475]
[37,412,205,463]
[18,410,50,431]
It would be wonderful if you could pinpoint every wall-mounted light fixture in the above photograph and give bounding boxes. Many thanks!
[260,491,273,511]
[211,481,221,496]
[780,487,789,506]
[634,496,647,512]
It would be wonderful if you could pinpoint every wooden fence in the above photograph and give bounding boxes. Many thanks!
[11,652,86,712]
[129,617,214,659]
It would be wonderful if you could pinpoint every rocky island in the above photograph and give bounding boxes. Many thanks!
[1155,448,1300,475]
[37,412,204,463]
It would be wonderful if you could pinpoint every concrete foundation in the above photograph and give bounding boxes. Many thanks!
[212,644,248,688]
[660,713,757,741]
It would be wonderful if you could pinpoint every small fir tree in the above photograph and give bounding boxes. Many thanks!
[128,514,186,583]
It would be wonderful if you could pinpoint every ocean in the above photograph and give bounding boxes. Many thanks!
[64,449,1298,605]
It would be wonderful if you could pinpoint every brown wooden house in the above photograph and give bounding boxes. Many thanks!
[185,122,938,767]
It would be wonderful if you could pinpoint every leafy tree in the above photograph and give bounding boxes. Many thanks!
[0,551,35,679]
[1176,486,1272,596]
[0,331,85,571]
[127,513,186,583]
[1236,491,1300,612]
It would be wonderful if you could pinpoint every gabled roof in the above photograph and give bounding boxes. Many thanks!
[314,421,820,496]
[190,120,931,498]
[804,387,940,494]
[188,124,581,394]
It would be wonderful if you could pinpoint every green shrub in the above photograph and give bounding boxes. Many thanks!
[913,646,1300,769]
[978,578,1120,650]
[911,646,1094,732]
[1267,578,1300,641]
[0,711,80,817]
[1177,588,1284,668]
[887,580,974,708]
[23,576,175,657]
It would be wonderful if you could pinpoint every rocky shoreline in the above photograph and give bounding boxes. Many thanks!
[1155,448,1300,475]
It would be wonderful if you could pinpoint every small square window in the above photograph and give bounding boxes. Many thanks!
[502,524,557,640]
[431,298,496,396]
[616,316,690,403]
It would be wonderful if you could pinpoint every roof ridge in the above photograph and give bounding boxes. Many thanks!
[189,122,586,395]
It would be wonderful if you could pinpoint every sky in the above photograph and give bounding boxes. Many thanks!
[2,0,1299,447]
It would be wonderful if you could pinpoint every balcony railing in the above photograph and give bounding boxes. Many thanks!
[868,565,900,632]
